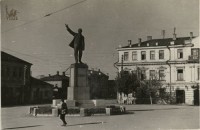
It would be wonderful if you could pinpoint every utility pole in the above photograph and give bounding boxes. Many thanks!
[120,55,124,78]
[121,54,124,72]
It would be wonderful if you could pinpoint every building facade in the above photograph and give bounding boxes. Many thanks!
[107,80,117,99]
[116,33,199,105]
[40,71,69,99]
[1,51,32,106]
[29,77,53,104]
[88,69,109,99]
[1,51,55,106]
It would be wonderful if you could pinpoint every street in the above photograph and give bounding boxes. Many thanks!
[1,104,199,130]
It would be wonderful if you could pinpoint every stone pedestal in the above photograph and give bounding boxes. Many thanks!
[68,63,90,101]
[106,108,111,115]
[52,99,61,106]
[52,108,58,117]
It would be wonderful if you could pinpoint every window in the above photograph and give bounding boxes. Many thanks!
[19,67,23,78]
[141,51,146,60]
[159,70,165,80]
[132,51,137,60]
[150,70,155,79]
[177,49,183,59]
[124,52,129,61]
[141,70,146,80]
[198,68,200,80]
[177,69,183,81]
[159,50,164,59]
[6,67,10,77]
[13,68,17,77]
[150,51,155,60]
[191,48,199,60]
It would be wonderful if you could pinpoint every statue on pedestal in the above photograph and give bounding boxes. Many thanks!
[65,24,85,64]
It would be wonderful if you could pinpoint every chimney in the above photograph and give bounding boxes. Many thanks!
[128,40,132,47]
[57,71,59,75]
[147,36,152,41]
[98,69,100,72]
[49,74,51,77]
[162,30,165,39]
[63,72,65,76]
[173,34,176,40]
[138,38,142,44]
[190,32,193,39]
[173,27,176,40]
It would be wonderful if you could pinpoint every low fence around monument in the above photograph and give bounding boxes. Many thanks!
[30,105,53,116]
[91,99,118,107]
[29,105,126,117]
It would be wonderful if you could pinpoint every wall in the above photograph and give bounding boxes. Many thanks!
[1,61,31,106]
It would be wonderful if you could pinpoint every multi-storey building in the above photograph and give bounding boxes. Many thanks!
[1,51,32,106]
[116,32,199,105]
[1,51,54,106]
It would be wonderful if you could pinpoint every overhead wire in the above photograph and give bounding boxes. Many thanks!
[2,0,87,33]
[2,0,118,76]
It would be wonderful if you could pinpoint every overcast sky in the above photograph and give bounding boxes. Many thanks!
[1,0,199,79]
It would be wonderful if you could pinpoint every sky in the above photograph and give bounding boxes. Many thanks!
[1,0,199,79]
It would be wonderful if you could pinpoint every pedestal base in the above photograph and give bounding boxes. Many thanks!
[68,87,90,100]
[67,63,90,100]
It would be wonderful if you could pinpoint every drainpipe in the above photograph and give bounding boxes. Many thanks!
[167,46,172,104]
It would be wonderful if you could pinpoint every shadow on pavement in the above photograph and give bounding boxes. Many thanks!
[128,108,179,112]
[3,125,43,130]
[67,121,106,127]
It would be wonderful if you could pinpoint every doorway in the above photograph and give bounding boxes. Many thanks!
[176,90,185,104]
[193,89,199,105]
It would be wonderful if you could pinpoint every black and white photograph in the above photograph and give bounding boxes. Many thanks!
[1,0,199,130]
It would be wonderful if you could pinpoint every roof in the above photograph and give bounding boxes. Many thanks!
[1,51,32,65]
[30,77,54,87]
[88,69,109,78]
[121,37,196,49]
[40,74,69,81]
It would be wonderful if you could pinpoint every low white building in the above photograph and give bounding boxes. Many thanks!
[116,32,199,105]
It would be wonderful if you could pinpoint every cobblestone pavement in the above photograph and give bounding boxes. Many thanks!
[1,104,200,130]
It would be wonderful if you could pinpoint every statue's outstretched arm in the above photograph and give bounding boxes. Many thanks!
[65,24,76,36]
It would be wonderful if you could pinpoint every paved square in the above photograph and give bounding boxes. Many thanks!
[1,105,199,130]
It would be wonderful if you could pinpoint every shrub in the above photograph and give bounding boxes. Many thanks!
[67,107,80,114]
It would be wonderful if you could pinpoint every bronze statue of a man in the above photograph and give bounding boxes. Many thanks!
[65,24,85,63]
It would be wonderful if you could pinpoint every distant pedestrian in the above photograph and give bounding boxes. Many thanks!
[60,99,68,126]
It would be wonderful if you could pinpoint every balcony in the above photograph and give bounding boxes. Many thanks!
[188,55,199,63]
